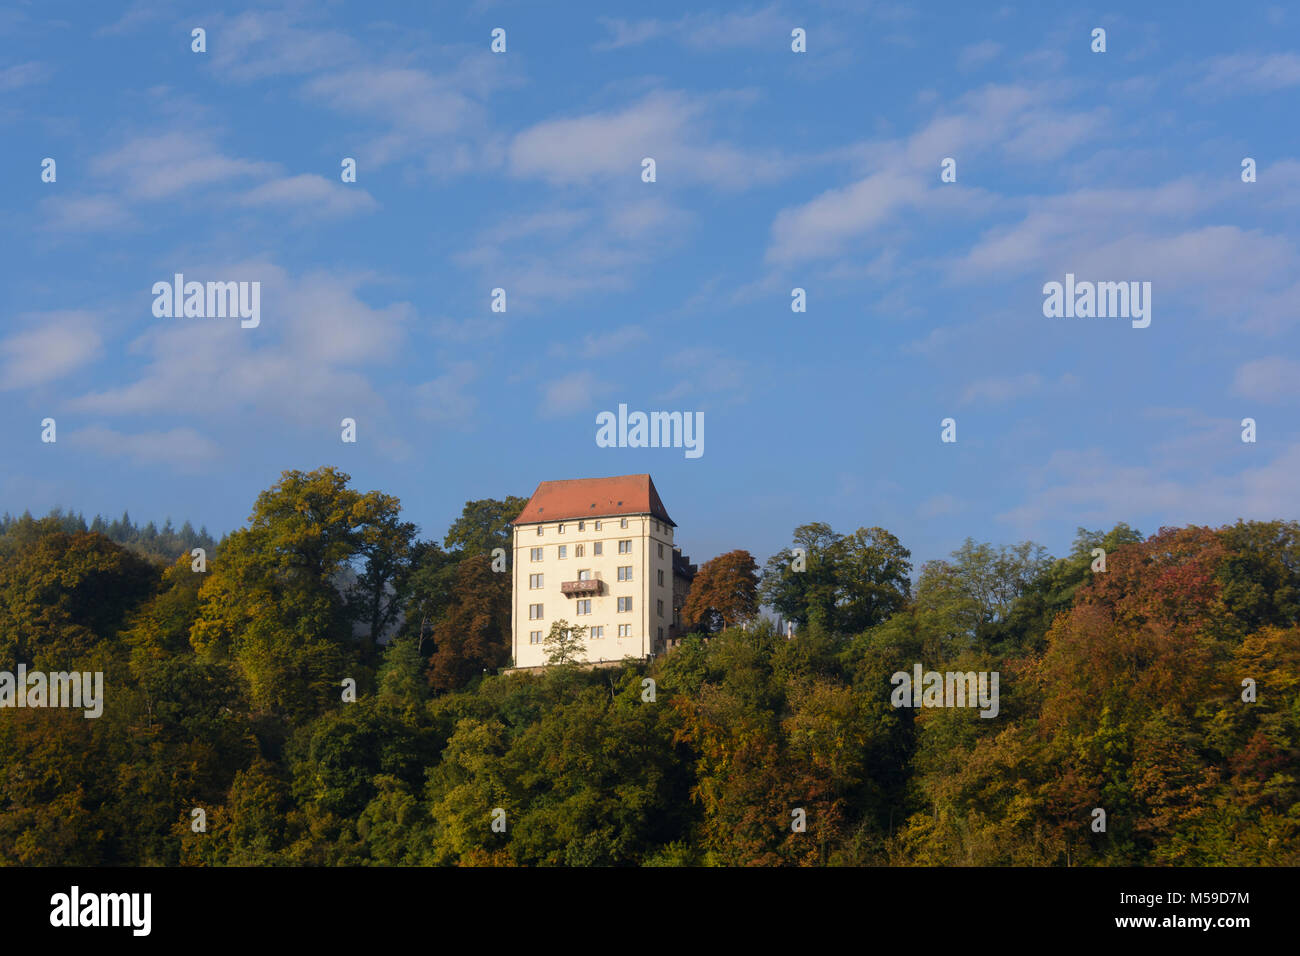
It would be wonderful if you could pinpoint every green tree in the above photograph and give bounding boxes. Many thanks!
[761,524,911,635]
[443,496,529,556]
[543,619,588,666]
[190,467,412,720]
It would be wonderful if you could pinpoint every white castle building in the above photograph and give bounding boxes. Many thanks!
[511,474,695,668]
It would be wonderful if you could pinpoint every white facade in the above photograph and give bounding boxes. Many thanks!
[512,513,677,667]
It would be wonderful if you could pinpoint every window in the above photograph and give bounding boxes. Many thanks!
[529,630,542,644]
[591,626,604,639]
[537,525,543,536]
[575,544,585,557]
[617,566,633,582]
[594,520,602,530]
[558,524,565,534]
[658,543,664,558]
[593,542,603,555]
[576,599,591,615]
[657,599,664,618]
[620,518,628,529]
[657,569,664,586]
[658,627,664,641]
[530,547,543,562]
[557,545,567,559]
[618,624,631,638]
[529,573,543,589]
[618,597,633,613]
[618,540,632,554]
[529,604,543,620]
[577,569,591,581]
[578,521,585,531]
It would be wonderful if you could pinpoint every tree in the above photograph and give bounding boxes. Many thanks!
[189,467,413,720]
[399,541,460,656]
[760,524,912,635]
[444,496,529,557]
[426,554,511,691]
[543,619,588,666]
[684,549,759,632]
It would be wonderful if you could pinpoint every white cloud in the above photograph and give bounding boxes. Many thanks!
[0,311,103,389]
[39,194,131,233]
[999,436,1300,531]
[1195,52,1300,94]
[91,131,276,201]
[508,90,789,190]
[67,426,220,471]
[594,6,787,52]
[540,371,610,418]
[765,84,1099,264]
[0,61,51,90]
[659,347,750,403]
[238,174,378,218]
[960,372,1043,405]
[957,41,1002,70]
[414,361,480,424]
[69,264,410,429]
[551,325,649,359]
[1233,357,1300,403]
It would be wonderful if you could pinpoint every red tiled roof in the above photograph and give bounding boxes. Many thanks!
[515,474,675,527]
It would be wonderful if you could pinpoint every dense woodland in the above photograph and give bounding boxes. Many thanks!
[0,466,1296,866]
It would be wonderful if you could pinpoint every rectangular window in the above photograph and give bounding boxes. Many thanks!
[578,521,585,531]
[530,630,542,644]
[618,597,633,613]
[658,543,664,558]
[618,540,632,554]
[529,573,543,589]
[558,524,565,534]
[537,525,543,536]
[657,599,664,618]
[620,518,628,529]
[594,542,603,555]
[577,569,590,581]
[657,569,664,586]
[576,599,591,615]
[617,566,633,582]
[529,603,543,620]
[557,545,567,559]
[619,624,631,638]
[658,627,664,641]
[530,547,543,562]
[591,626,604,639]
[594,520,602,530]
[575,544,585,557]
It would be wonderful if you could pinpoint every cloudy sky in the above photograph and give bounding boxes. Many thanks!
[3,0,1298,569]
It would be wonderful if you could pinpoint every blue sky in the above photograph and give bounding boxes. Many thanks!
[3,0,1299,572]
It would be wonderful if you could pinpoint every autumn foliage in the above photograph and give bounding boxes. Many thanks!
[0,471,1297,866]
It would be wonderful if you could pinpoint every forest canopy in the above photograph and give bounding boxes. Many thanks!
[0,467,1296,866]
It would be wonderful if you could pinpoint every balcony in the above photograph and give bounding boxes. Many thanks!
[561,579,602,597]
